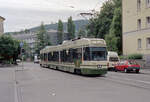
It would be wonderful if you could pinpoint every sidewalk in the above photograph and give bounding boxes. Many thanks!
[0,67,16,102]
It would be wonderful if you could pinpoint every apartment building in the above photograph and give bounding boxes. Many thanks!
[123,0,150,66]
[0,16,5,35]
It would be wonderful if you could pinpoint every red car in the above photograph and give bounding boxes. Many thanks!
[114,60,140,73]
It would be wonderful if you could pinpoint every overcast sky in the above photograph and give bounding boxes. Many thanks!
[0,0,106,32]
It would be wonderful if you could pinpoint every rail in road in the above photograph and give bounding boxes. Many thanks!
[96,71,150,91]
[12,62,150,102]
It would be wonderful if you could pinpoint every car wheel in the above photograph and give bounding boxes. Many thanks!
[136,70,139,73]
[124,68,128,73]
[114,68,118,72]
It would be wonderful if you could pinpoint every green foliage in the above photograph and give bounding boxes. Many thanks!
[127,54,143,60]
[86,0,122,54]
[24,29,30,34]
[35,22,51,54]
[107,0,122,54]
[0,35,20,64]
[105,34,118,51]
[120,54,143,60]
[78,29,86,38]
[87,0,115,38]
[28,20,88,33]
[119,55,128,60]
[67,16,75,39]
[57,19,64,44]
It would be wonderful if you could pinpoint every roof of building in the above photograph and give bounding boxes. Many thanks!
[0,16,5,20]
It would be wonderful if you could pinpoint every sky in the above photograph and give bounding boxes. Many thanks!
[0,0,106,32]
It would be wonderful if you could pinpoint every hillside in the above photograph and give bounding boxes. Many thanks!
[30,19,88,32]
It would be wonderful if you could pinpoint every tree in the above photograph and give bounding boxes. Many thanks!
[78,29,86,38]
[57,19,64,44]
[86,0,115,38]
[35,22,51,54]
[0,35,20,64]
[67,16,75,40]
[105,33,118,51]
[105,0,122,54]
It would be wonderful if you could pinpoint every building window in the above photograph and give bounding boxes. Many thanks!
[146,38,150,49]
[146,17,150,28]
[146,0,150,8]
[137,0,141,11]
[137,19,141,30]
[138,39,142,49]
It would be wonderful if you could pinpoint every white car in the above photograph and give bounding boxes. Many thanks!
[34,59,40,63]
[16,59,21,63]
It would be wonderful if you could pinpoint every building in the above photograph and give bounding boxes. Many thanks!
[47,30,58,45]
[11,32,37,55]
[123,0,150,67]
[0,16,5,35]
[47,29,69,45]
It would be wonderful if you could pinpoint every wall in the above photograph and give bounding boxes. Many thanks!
[123,0,150,67]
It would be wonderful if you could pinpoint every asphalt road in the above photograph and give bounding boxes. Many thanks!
[0,62,150,102]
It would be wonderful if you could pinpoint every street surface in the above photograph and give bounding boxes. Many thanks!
[0,62,150,102]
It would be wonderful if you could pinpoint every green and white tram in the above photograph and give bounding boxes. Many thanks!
[40,38,108,76]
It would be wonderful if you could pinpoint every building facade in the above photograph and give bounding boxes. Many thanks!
[47,29,69,45]
[0,16,5,35]
[11,32,37,55]
[47,30,58,45]
[123,0,150,66]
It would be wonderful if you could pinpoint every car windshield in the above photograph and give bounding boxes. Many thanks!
[109,57,119,62]
[128,61,138,65]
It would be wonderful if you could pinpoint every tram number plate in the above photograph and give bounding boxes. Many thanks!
[97,65,102,69]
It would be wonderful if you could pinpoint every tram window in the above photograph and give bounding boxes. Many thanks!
[68,49,73,62]
[60,50,68,62]
[44,53,47,61]
[52,52,59,61]
[72,49,77,60]
[60,49,81,63]
[48,53,52,61]
[62,50,67,62]
[91,47,107,61]
[84,47,91,61]
[84,47,107,61]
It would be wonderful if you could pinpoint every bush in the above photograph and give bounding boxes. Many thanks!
[127,54,143,59]
[119,55,127,60]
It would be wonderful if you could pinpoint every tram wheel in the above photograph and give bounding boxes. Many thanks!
[74,69,81,75]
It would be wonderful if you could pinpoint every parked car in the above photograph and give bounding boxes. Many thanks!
[34,59,40,63]
[114,60,140,73]
[34,55,40,63]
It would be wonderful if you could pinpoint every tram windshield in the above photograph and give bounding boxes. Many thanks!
[84,47,107,61]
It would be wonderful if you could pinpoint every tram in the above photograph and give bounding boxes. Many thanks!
[40,38,108,76]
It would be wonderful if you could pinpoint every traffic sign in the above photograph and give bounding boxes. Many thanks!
[20,42,24,47]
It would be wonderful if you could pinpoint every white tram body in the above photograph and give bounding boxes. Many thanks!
[40,38,108,75]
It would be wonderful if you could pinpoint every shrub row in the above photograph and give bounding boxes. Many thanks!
[120,54,143,60]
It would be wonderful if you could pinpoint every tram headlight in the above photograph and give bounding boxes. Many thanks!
[97,65,102,69]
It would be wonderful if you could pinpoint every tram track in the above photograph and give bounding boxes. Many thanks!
[95,74,150,91]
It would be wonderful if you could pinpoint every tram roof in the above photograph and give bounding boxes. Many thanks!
[62,38,106,49]
[40,38,106,53]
